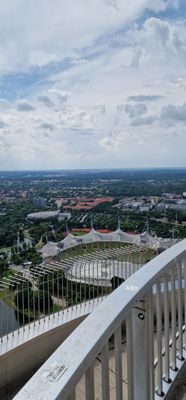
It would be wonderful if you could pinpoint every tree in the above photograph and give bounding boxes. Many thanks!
[0,259,9,275]
[12,254,21,265]
[22,242,27,250]
[19,229,24,242]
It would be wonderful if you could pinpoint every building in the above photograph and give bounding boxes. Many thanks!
[27,211,59,221]
[33,197,46,208]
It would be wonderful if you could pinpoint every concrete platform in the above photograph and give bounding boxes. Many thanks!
[0,298,104,399]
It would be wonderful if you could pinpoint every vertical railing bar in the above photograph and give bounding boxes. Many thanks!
[79,261,81,306]
[105,258,108,298]
[43,274,45,321]
[10,282,14,337]
[184,259,186,349]
[93,261,95,300]
[22,282,25,331]
[6,286,9,339]
[62,269,64,313]
[97,260,99,302]
[128,249,131,279]
[101,341,110,400]
[67,267,69,309]
[178,262,184,360]
[88,261,91,303]
[164,274,171,383]
[171,268,177,371]
[37,277,40,324]
[148,289,155,399]
[117,256,119,285]
[101,260,104,300]
[85,364,95,400]
[129,252,131,278]
[156,280,163,396]
[52,272,55,316]
[115,324,123,400]
[16,283,20,333]
[57,271,60,316]
[113,259,115,291]
[135,251,137,274]
[71,267,73,309]
[33,280,36,326]
[68,389,76,400]
[68,388,76,400]
[75,263,78,308]
[0,299,2,342]
[132,252,134,275]
[47,274,50,319]
[126,313,133,400]
[127,249,132,278]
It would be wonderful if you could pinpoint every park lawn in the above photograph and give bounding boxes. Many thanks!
[35,241,43,250]
[0,287,16,307]
[0,269,18,311]
[24,230,33,240]
[0,268,16,295]
[0,246,11,252]
[0,269,19,307]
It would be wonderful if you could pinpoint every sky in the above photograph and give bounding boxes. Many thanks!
[0,0,186,170]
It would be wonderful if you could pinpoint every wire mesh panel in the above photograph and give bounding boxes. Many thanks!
[0,242,154,341]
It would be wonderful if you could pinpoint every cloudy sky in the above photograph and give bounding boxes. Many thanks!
[0,0,186,170]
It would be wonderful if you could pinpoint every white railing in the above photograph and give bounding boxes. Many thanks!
[14,239,186,400]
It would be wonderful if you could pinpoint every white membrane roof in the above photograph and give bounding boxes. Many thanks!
[40,228,159,258]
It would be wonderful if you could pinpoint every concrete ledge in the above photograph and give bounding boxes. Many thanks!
[0,298,103,397]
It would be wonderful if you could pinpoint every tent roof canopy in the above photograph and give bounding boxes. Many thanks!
[40,228,159,258]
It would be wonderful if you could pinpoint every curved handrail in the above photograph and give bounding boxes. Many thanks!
[14,239,186,400]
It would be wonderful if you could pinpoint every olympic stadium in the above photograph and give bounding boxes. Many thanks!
[40,226,159,287]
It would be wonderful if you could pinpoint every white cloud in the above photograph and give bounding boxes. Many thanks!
[39,122,55,131]
[47,89,70,103]
[160,103,186,123]
[16,99,35,112]
[147,0,180,13]
[38,94,54,108]
[99,131,120,151]
[0,2,185,169]
[0,0,180,73]
[131,115,156,126]
[125,103,148,118]
[128,95,162,102]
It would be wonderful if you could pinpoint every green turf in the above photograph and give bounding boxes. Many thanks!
[57,242,156,263]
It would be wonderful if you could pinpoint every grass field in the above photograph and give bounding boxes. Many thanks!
[57,241,156,264]
[57,241,126,261]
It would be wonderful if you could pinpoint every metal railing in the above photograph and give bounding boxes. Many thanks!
[14,239,186,400]
[0,244,152,341]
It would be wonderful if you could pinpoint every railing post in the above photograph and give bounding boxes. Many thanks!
[101,342,110,400]
[85,364,95,400]
[130,298,151,400]
[126,312,134,400]
[115,325,123,400]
